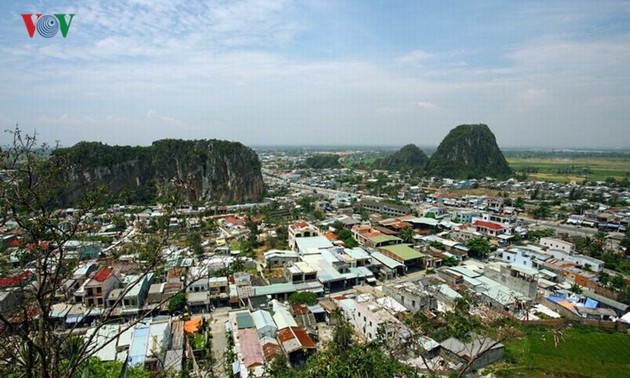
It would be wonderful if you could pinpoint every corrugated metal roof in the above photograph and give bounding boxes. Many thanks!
[252,310,276,330]
[128,325,150,367]
[236,311,255,329]
[371,252,404,269]
[277,327,316,353]
[260,337,282,362]
[380,244,425,261]
[238,329,264,368]
[254,283,296,296]
[272,301,298,330]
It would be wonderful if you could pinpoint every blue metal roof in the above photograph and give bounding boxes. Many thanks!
[128,325,150,367]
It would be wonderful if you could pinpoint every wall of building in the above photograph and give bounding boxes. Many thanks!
[483,266,538,299]
[382,285,437,313]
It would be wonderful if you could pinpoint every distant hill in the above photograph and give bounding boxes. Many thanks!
[303,154,342,169]
[55,139,264,204]
[373,144,429,173]
[425,124,512,179]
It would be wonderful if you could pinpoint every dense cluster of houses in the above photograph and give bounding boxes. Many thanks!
[2,178,630,376]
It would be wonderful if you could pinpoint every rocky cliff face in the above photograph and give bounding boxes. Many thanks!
[425,124,512,179]
[57,139,264,204]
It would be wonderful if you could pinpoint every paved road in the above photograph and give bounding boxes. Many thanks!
[207,307,230,378]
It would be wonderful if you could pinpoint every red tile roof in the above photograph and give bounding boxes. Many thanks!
[472,220,504,231]
[225,216,244,226]
[8,239,22,248]
[92,268,113,283]
[0,271,33,288]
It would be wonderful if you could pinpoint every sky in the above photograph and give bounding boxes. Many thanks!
[1,1,629,149]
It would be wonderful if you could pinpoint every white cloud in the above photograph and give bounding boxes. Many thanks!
[396,49,433,64]
[518,88,549,104]
[417,101,440,110]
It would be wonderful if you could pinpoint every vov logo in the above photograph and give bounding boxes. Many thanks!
[21,14,75,38]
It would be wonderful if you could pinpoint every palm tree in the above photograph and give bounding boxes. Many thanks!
[570,283,583,295]
[399,226,415,243]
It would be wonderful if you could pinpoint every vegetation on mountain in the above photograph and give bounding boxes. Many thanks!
[373,144,429,173]
[0,128,172,378]
[303,154,342,169]
[425,124,512,179]
[55,138,264,205]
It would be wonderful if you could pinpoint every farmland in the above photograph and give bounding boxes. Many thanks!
[507,156,630,183]
[493,325,630,378]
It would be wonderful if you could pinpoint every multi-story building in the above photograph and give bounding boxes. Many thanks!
[83,268,119,307]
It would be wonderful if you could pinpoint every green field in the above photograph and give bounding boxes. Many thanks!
[493,325,630,378]
[507,157,630,183]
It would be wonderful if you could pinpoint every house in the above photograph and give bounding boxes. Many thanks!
[360,200,413,218]
[264,250,300,268]
[0,270,34,289]
[121,274,154,312]
[370,251,406,280]
[483,264,539,300]
[83,268,120,308]
[277,326,316,355]
[252,309,277,338]
[379,244,427,269]
[336,295,401,342]
[284,262,317,284]
[382,281,438,313]
[208,277,229,306]
[186,267,209,293]
[440,335,504,371]
[288,221,321,250]
[63,240,102,260]
[237,328,264,371]
[540,237,574,254]
[260,336,282,363]
[472,220,506,238]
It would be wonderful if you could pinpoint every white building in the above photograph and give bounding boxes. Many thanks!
[540,237,574,254]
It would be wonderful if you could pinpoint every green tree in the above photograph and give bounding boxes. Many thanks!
[611,274,627,291]
[570,283,583,295]
[267,352,291,377]
[399,226,414,243]
[619,229,630,252]
[0,128,180,378]
[187,231,204,257]
[599,271,610,287]
[531,202,551,219]
[442,256,459,267]
[467,237,491,259]
[230,256,245,273]
[168,292,187,313]
[287,291,318,306]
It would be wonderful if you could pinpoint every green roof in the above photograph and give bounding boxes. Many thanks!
[236,311,255,329]
[380,244,425,261]
[368,235,402,244]
[253,283,296,296]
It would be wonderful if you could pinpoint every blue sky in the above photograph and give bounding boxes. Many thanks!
[1,0,629,148]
